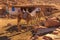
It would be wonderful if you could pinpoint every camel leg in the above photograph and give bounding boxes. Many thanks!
[17,18,21,32]
[26,19,29,25]
[27,21,29,26]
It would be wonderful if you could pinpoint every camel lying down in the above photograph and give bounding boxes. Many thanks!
[40,17,60,27]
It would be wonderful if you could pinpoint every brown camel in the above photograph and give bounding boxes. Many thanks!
[17,8,34,31]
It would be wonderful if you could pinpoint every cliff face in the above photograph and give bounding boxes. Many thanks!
[0,0,60,9]
[0,0,60,5]
[6,0,60,5]
[6,0,60,9]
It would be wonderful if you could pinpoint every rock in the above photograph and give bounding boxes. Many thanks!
[56,28,60,32]
[53,31,59,34]
[0,36,10,40]
[6,25,18,33]
[43,36,53,40]
[44,34,60,39]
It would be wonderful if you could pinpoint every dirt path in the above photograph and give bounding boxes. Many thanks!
[0,18,17,33]
[0,18,17,27]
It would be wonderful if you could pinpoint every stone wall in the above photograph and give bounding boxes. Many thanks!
[0,0,60,6]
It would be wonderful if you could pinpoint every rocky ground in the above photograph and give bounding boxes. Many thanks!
[0,18,33,40]
[0,12,60,40]
[0,17,60,40]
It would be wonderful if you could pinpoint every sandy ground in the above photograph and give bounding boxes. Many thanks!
[0,18,60,40]
[0,18,17,27]
[0,18,17,33]
[0,18,43,40]
[0,18,32,40]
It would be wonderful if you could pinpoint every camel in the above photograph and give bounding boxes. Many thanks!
[17,7,41,31]
[17,8,33,31]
